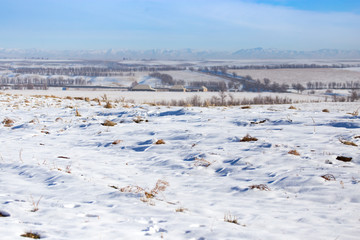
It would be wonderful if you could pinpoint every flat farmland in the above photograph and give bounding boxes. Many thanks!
[159,70,230,83]
[231,68,360,84]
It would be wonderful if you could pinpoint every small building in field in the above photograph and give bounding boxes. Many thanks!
[131,84,156,92]
[186,86,208,92]
[169,85,186,92]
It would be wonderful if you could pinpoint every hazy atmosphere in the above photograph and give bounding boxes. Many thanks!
[1,0,360,51]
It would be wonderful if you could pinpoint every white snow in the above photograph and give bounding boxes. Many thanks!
[0,92,359,239]
[4,89,326,104]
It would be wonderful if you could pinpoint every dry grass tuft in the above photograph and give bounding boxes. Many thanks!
[84,97,90,102]
[175,207,188,213]
[194,157,211,167]
[147,180,169,197]
[29,118,39,124]
[155,139,165,145]
[104,101,113,109]
[101,120,117,126]
[65,96,73,100]
[336,156,352,162]
[240,134,258,142]
[112,140,123,145]
[120,185,144,193]
[2,117,14,127]
[321,174,336,181]
[122,104,132,108]
[74,97,84,101]
[322,109,330,113]
[249,184,270,191]
[288,105,297,109]
[224,213,239,225]
[75,109,81,117]
[350,108,359,116]
[21,232,41,239]
[288,150,300,156]
[30,196,42,212]
[339,139,358,147]
[119,179,169,204]
[133,116,148,123]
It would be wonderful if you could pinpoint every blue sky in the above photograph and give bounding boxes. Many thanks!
[1,0,360,51]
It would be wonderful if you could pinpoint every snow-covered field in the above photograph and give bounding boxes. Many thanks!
[158,70,230,83]
[4,89,326,104]
[1,92,359,239]
[231,68,360,84]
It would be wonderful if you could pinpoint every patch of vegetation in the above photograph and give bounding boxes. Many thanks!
[249,184,270,191]
[119,180,170,205]
[30,196,42,212]
[104,101,113,109]
[339,139,358,147]
[224,213,242,225]
[321,174,336,181]
[146,95,296,107]
[194,157,211,167]
[240,134,258,142]
[21,232,41,239]
[2,117,14,127]
[133,116,148,123]
[155,139,165,145]
[175,207,188,213]
[101,120,117,126]
[75,109,81,117]
[288,150,300,156]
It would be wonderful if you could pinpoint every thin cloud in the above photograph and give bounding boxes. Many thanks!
[177,0,360,49]
[0,0,359,50]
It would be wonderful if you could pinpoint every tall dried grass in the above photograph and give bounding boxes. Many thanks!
[2,117,14,127]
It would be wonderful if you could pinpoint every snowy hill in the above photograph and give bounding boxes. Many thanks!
[0,93,359,239]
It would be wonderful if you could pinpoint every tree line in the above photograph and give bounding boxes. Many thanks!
[0,75,88,89]
[12,65,187,77]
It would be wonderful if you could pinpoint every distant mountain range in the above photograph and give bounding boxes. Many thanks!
[1,47,360,60]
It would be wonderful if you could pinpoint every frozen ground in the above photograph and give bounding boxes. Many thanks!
[0,93,359,239]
